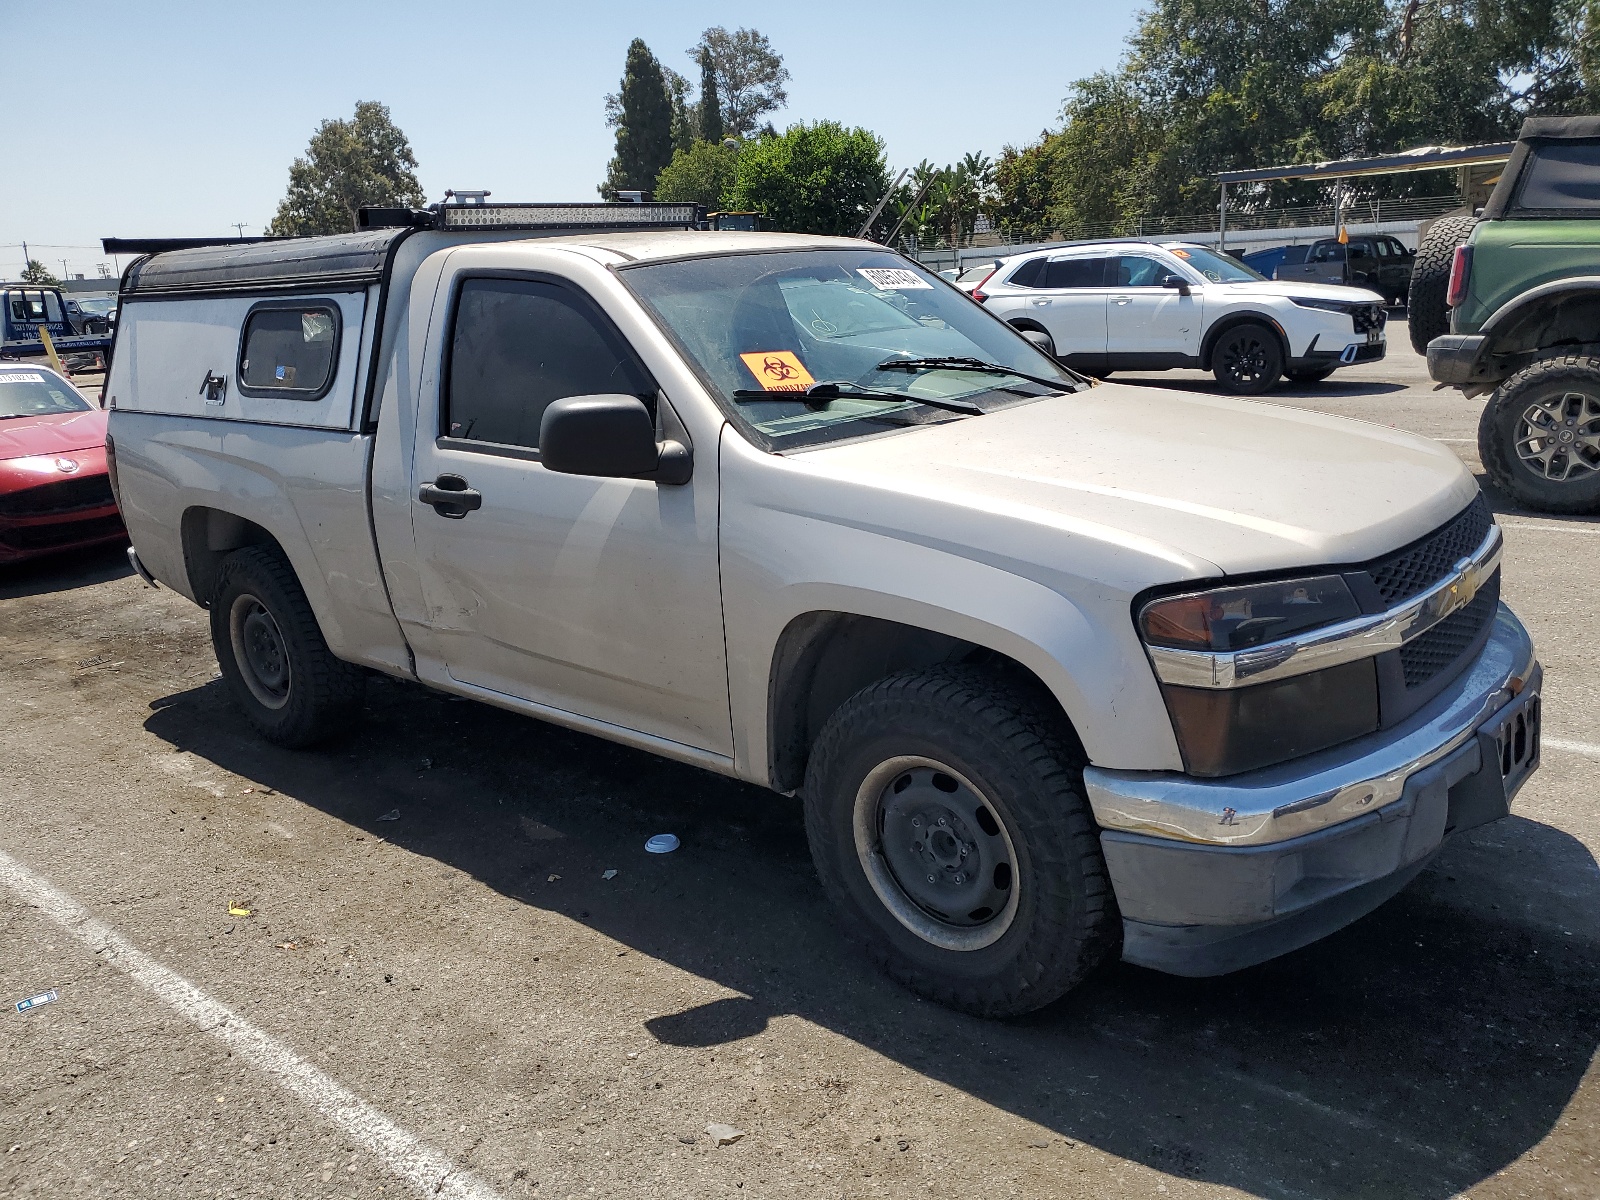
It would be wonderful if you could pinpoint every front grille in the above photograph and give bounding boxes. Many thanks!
[1400,571,1500,688]
[0,513,124,551]
[1364,493,1493,607]
[1351,304,1387,333]
[0,475,115,518]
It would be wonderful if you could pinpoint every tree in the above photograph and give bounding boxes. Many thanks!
[692,27,790,138]
[664,67,696,154]
[268,101,424,236]
[600,39,676,198]
[725,121,889,235]
[992,0,1600,240]
[655,140,741,208]
[21,260,61,287]
[697,50,724,144]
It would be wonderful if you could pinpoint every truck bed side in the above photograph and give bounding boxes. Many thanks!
[106,264,412,678]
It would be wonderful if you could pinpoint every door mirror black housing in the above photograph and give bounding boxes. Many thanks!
[1019,329,1054,354]
[538,394,692,485]
[1161,275,1192,296]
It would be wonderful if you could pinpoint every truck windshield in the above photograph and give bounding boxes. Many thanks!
[1165,246,1264,283]
[0,371,92,419]
[620,249,1080,450]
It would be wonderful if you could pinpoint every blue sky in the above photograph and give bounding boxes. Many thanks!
[0,1,1140,281]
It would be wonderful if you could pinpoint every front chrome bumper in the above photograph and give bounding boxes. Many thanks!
[1086,604,1537,847]
[1085,605,1541,977]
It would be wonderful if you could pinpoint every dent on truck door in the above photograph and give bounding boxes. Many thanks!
[407,274,732,755]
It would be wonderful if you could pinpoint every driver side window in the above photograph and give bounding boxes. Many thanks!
[1108,256,1167,287]
[446,278,654,452]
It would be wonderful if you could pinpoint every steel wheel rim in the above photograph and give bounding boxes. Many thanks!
[229,593,291,710]
[1516,390,1600,482]
[852,755,1021,952]
[1218,332,1271,385]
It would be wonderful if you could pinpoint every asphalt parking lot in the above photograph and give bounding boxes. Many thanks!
[2,324,1597,1200]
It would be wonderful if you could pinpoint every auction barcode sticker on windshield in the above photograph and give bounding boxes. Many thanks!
[856,268,932,291]
[0,373,46,384]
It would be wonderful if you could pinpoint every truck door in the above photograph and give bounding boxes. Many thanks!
[407,264,732,757]
[1105,253,1202,364]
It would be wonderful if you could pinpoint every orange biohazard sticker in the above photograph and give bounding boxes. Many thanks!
[739,350,815,392]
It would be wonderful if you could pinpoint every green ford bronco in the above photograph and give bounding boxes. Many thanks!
[1421,116,1600,513]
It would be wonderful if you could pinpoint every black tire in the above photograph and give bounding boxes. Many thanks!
[209,545,364,748]
[1408,214,1478,355]
[802,666,1117,1017]
[1478,354,1600,514]
[1008,321,1056,358]
[1286,366,1336,384]
[1210,322,1283,394]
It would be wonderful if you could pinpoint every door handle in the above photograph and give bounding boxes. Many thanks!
[419,474,482,519]
[1031,298,1051,306]
[1113,297,1134,305]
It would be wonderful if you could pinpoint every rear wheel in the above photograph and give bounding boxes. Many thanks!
[802,666,1117,1017]
[1409,214,1478,354]
[1008,321,1056,358]
[209,546,364,747]
[1479,355,1600,514]
[1211,323,1283,394]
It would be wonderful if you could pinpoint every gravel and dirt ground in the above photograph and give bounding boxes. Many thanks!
[2,325,1597,1199]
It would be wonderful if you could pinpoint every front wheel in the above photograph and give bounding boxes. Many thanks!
[802,667,1118,1017]
[1211,322,1283,394]
[209,546,364,747]
[1479,355,1600,514]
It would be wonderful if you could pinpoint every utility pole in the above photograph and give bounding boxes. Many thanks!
[60,259,71,281]
[233,222,249,237]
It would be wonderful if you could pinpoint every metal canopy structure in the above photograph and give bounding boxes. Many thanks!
[1214,140,1514,243]
[1217,141,1513,186]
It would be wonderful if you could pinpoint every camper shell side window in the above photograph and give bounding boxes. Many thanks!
[236,300,343,400]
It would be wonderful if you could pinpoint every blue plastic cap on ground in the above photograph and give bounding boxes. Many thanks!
[645,833,680,854]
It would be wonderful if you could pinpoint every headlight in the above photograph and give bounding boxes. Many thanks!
[1140,576,1376,777]
[1288,296,1355,314]
[1140,575,1361,652]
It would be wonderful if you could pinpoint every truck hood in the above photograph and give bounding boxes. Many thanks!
[798,382,1476,578]
[0,409,108,460]
[1211,280,1386,303]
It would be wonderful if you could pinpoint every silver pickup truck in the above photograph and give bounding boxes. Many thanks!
[104,201,1540,1017]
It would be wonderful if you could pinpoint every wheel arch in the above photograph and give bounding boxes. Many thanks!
[766,610,1093,795]
[1199,310,1290,371]
[1480,277,1600,358]
[180,506,284,607]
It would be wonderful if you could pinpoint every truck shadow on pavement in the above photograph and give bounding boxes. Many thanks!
[144,676,1599,1200]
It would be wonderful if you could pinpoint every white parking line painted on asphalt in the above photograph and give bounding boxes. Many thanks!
[1545,736,1600,760]
[0,847,506,1200]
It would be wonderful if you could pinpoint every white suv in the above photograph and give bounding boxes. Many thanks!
[976,240,1388,393]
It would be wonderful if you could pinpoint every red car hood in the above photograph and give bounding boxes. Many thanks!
[0,409,108,460]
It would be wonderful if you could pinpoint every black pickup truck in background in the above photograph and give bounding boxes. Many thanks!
[1272,234,1414,304]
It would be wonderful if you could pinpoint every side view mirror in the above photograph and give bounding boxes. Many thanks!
[1019,329,1055,354]
[1161,275,1192,296]
[539,394,692,485]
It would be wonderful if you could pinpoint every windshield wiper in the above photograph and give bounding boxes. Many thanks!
[875,356,1087,392]
[732,380,984,415]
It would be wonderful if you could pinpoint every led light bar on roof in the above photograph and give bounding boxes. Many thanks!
[436,202,701,230]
